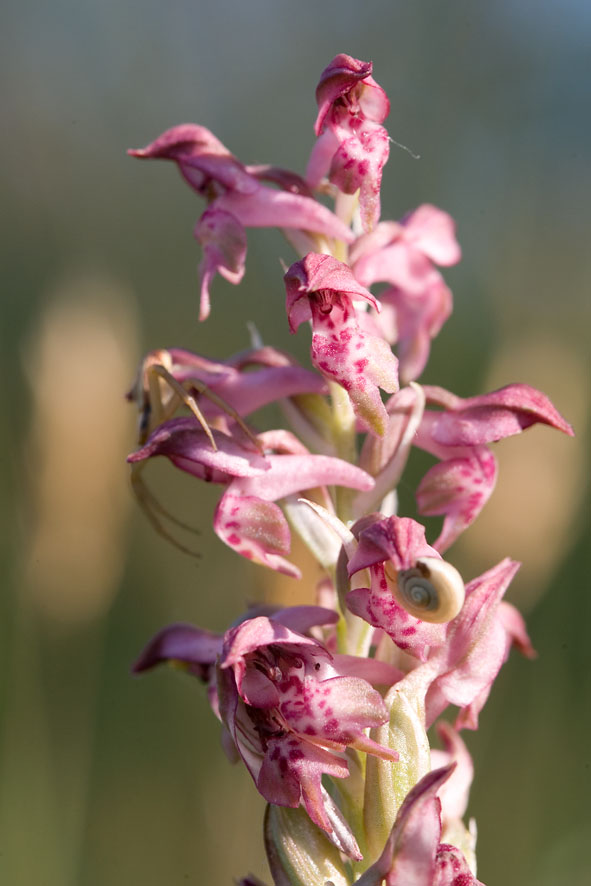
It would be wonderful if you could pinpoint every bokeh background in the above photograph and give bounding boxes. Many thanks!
[1,1,589,884]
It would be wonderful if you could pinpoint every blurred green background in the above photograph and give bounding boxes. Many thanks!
[1,1,589,884]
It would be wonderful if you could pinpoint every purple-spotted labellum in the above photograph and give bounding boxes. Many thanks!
[284,252,399,435]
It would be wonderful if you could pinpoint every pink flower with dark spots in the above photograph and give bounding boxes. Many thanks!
[285,253,399,435]
[360,382,573,552]
[415,446,498,555]
[313,54,390,138]
[346,516,465,661]
[219,615,397,855]
[307,54,391,231]
[414,384,573,552]
[135,609,398,858]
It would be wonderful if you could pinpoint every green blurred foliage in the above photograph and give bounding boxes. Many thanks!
[1,1,589,884]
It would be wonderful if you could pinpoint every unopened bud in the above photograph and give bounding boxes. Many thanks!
[264,804,350,886]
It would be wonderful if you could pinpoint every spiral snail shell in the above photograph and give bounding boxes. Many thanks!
[384,557,465,623]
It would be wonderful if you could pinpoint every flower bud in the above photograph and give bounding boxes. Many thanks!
[363,684,431,863]
[264,804,350,886]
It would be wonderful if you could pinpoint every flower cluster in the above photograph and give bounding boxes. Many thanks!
[128,54,572,885]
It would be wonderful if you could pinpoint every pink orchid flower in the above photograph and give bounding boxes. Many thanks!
[128,421,374,577]
[127,343,327,442]
[307,54,391,231]
[135,610,399,859]
[356,765,483,886]
[346,515,464,661]
[347,555,531,732]
[350,205,461,383]
[129,124,353,320]
[220,616,398,857]
[345,520,534,726]
[360,382,574,552]
[284,253,399,435]
[132,604,341,716]
[414,383,574,552]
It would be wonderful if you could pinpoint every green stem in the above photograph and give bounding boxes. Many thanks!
[329,382,358,524]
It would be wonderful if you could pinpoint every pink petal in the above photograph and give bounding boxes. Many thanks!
[258,735,349,835]
[314,54,377,135]
[214,492,300,577]
[314,53,390,135]
[416,448,498,553]
[218,671,264,780]
[332,653,403,687]
[284,253,380,333]
[497,601,536,659]
[215,187,354,243]
[348,515,440,575]
[198,365,327,419]
[354,240,435,294]
[349,220,403,266]
[129,123,257,195]
[245,164,313,196]
[194,207,246,322]
[229,453,374,502]
[271,605,340,634]
[401,205,461,266]
[379,275,453,384]
[127,418,269,480]
[359,766,453,886]
[328,124,390,231]
[305,128,340,188]
[256,429,310,455]
[239,667,280,709]
[425,559,520,725]
[310,304,398,435]
[429,383,574,445]
[132,622,222,673]
[222,616,322,669]
[279,675,393,753]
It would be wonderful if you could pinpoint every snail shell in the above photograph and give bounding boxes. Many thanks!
[385,557,465,624]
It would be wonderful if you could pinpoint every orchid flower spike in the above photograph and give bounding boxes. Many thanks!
[126,51,574,886]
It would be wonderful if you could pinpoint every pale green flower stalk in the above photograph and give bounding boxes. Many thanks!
[127,54,573,885]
